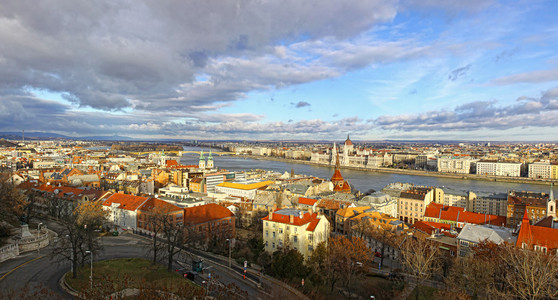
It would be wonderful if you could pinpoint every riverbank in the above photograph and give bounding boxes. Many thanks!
[232,154,556,186]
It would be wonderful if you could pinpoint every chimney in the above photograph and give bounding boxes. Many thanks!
[290,214,294,223]
[269,211,273,219]
[308,207,313,215]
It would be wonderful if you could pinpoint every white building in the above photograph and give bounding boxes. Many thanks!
[476,161,521,177]
[102,194,150,230]
[262,208,330,258]
[528,161,552,179]
[215,180,274,200]
[437,156,474,174]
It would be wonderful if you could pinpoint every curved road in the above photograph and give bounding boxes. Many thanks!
[0,233,292,299]
[0,235,150,299]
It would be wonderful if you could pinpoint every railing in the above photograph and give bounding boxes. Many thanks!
[0,243,18,254]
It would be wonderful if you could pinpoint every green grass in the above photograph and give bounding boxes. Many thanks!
[65,258,203,298]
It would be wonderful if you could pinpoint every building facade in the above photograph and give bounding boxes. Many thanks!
[262,208,330,258]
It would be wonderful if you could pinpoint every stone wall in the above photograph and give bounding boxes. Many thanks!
[0,244,19,263]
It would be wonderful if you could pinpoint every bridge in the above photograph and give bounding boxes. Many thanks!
[129,150,232,156]
[181,151,232,156]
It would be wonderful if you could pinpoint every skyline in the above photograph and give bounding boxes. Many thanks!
[1,1,558,141]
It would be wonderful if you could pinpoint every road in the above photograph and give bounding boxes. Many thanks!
[0,230,279,299]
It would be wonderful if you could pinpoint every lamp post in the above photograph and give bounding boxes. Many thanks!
[85,250,93,289]
[37,223,43,255]
[226,238,232,268]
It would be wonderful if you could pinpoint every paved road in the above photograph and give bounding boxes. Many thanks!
[0,232,276,299]
[0,234,150,299]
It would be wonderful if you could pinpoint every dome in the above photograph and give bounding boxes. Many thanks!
[344,134,352,146]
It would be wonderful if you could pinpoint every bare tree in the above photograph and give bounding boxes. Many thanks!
[497,243,558,300]
[51,201,108,278]
[399,235,441,300]
[161,214,185,271]
[328,235,372,298]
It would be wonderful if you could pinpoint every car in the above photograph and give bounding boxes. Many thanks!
[184,271,197,281]
[374,252,382,258]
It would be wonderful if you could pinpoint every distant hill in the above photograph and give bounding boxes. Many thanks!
[0,132,133,141]
[80,135,133,141]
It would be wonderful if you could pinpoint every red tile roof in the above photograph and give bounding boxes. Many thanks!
[424,202,506,227]
[262,209,320,229]
[298,197,318,206]
[183,203,234,224]
[138,198,182,213]
[102,193,149,211]
[516,211,558,251]
[412,221,454,236]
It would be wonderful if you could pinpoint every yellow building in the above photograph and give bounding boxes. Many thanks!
[262,208,330,258]
[335,206,371,234]
[215,180,273,200]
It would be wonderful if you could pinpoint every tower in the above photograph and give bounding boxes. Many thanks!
[207,150,214,169]
[160,149,166,166]
[199,151,206,169]
[548,183,556,219]
[330,142,337,165]
[343,134,353,166]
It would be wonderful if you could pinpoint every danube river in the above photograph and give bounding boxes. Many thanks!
[180,147,550,195]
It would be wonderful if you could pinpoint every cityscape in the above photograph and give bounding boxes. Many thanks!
[1,1,558,300]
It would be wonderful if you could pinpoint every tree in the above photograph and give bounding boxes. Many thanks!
[51,201,108,278]
[161,213,186,271]
[328,236,371,298]
[0,172,27,225]
[399,235,441,300]
[497,243,558,300]
[269,248,308,280]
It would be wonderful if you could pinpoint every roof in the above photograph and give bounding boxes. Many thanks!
[516,211,558,250]
[262,208,324,231]
[330,169,344,182]
[336,206,371,218]
[298,197,318,206]
[424,202,506,226]
[102,193,150,211]
[138,198,183,213]
[183,203,235,224]
[412,221,453,236]
[507,191,548,207]
[457,223,515,245]
[216,180,273,190]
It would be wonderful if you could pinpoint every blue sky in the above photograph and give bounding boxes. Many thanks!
[1,0,558,141]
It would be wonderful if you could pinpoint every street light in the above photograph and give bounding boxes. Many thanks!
[226,238,232,268]
[37,223,43,255]
[85,250,93,289]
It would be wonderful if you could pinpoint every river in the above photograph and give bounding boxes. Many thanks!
[179,146,551,195]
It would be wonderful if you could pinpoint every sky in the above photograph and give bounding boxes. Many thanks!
[1,0,558,141]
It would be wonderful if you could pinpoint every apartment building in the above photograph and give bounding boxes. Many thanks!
[262,208,330,258]
[471,192,508,216]
[528,161,552,179]
[398,187,440,224]
[507,191,548,228]
[437,156,474,174]
[476,161,521,177]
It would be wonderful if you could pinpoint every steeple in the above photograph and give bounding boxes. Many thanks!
[550,183,554,201]
[207,150,214,169]
[199,150,206,169]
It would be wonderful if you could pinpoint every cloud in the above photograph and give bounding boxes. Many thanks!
[448,64,472,81]
[0,0,399,113]
[374,87,558,131]
[492,68,558,85]
[294,101,311,108]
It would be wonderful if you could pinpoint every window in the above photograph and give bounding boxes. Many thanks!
[272,232,275,238]
[272,242,275,249]
[266,230,268,237]
[294,236,298,243]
